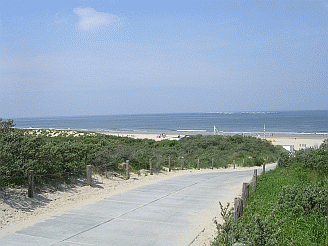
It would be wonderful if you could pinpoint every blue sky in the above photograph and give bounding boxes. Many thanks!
[1,0,327,118]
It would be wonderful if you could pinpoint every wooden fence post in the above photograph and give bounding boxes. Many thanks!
[28,170,34,198]
[234,197,243,222]
[242,182,250,202]
[252,169,257,191]
[104,163,109,179]
[168,157,171,172]
[212,159,214,169]
[197,158,200,170]
[86,165,92,186]
[263,163,266,174]
[224,160,227,169]
[233,160,236,169]
[243,159,245,166]
[181,157,184,170]
[149,159,153,175]
[126,160,130,180]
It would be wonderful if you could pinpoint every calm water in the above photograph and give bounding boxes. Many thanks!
[12,110,328,135]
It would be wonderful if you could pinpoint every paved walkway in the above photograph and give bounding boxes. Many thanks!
[0,166,272,246]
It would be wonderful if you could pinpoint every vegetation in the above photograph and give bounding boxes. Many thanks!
[213,139,328,245]
[0,119,283,189]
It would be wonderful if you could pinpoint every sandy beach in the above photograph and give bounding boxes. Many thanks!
[266,135,327,150]
[103,131,327,150]
[24,128,328,149]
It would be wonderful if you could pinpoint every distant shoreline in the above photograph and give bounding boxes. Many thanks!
[19,128,327,150]
[18,127,328,138]
[12,111,328,135]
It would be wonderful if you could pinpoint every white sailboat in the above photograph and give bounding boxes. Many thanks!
[214,125,219,135]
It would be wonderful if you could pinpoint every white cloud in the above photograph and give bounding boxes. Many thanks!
[73,7,120,31]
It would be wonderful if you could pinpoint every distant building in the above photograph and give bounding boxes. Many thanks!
[282,145,294,153]
[299,143,307,149]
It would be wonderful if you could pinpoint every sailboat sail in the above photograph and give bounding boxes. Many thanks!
[214,125,219,135]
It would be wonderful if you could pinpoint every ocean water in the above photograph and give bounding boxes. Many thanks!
[12,110,328,135]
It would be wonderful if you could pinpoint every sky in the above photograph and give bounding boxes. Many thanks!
[1,0,327,118]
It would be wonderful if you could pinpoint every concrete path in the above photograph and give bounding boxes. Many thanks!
[0,166,273,246]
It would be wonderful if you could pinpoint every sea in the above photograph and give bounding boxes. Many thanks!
[11,110,328,136]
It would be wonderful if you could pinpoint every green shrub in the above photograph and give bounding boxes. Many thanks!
[213,162,328,246]
[212,203,282,246]
[277,183,328,216]
[0,119,284,189]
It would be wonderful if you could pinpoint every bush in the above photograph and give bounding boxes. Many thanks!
[253,157,265,166]
[0,119,284,189]
[279,140,328,176]
[277,183,328,216]
[277,151,291,167]
[213,164,328,246]
[213,203,282,246]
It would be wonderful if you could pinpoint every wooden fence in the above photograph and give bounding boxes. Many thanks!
[234,164,266,222]
[22,158,263,198]
[232,164,268,246]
